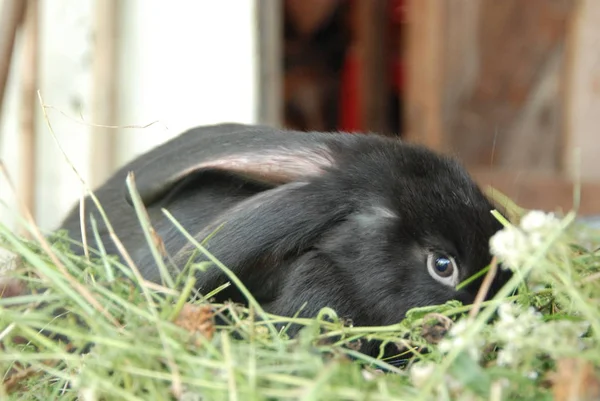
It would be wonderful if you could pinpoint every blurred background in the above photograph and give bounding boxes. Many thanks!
[1,0,599,234]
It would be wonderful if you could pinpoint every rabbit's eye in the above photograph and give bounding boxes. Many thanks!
[427,253,459,287]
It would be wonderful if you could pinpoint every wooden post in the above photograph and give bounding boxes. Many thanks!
[90,0,120,187]
[563,0,600,181]
[400,0,599,214]
[0,0,27,119]
[19,0,39,235]
[256,0,283,127]
[402,0,445,151]
[472,169,600,215]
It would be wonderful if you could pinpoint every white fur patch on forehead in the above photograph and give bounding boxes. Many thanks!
[370,206,397,219]
[354,205,398,228]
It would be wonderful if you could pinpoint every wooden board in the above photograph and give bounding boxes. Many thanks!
[0,0,27,118]
[403,0,445,150]
[564,0,600,180]
[401,0,600,215]
[404,0,576,172]
[90,0,120,187]
[256,0,284,127]
[471,168,600,215]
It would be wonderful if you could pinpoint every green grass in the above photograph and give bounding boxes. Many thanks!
[1,192,599,401]
[1,95,600,399]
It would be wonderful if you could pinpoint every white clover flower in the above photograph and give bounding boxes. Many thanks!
[409,362,436,388]
[490,302,591,370]
[489,228,529,269]
[497,302,518,322]
[495,303,541,333]
[361,368,383,381]
[519,210,560,233]
[496,346,517,367]
[437,319,483,361]
[489,210,565,272]
[79,387,97,401]
[410,362,469,399]
[534,320,590,354]
[493,303,540,347]
[450,319,469,336]
[437,319,468,354]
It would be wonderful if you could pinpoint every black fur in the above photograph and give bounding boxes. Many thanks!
[57,123,512,358]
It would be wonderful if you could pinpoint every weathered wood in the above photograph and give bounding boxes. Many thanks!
[564,0,600,180]
[19,0,39,238]
[404,0,576,171]
[446,0,576,171]
[471,168,600,215]
[0,0,27,119]
[439,0,480,134]
[403,0,445,150]
[256,0,283,127]
[90,0,120,187]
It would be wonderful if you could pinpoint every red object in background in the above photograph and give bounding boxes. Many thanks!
[389,0,406,93]
[338,0,405,133]
[339,46,361,132]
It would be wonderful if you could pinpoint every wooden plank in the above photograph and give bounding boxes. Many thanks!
[563,0,600,180]
[0,0,26,119]
[470,168,600,215]
[90,0,120,187]
[403,0,576,171]
[256,0,283,127]
[439,0,480,130]
[19,0,39,238]
[444,0,576,171]
[356,0,391,135]
[403,0,445,150]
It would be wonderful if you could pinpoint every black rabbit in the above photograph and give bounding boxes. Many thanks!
[56,122,511,358]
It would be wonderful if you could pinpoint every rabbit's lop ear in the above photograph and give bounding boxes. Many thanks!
[127,124,338,206]
[169,177,353,294]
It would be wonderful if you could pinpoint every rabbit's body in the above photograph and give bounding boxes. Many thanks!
[58,123,511,356]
